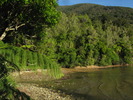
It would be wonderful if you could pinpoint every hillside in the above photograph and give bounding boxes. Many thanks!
[1,3,133,69]
[58,3,133,25]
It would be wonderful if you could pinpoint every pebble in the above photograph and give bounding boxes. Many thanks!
[18,83,74,100]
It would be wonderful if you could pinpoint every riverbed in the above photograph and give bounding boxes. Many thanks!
[14,66,133,100]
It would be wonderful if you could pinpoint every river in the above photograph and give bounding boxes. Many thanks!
[16,66,133,100]
[40,66,133,100]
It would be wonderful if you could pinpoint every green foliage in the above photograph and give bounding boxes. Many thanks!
[0,55,30,100]
[58,4,133,26]
[38,12,133,68]
[0,0,60,46]
[1,2,133,71]
[0,0,62,99]
[0,43,63,78]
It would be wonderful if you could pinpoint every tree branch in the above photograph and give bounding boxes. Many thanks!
[15,23,25,30]
[0,23,25,41]
[0,31,7,41]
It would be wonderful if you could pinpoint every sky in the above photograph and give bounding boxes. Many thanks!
[58,0,133,8]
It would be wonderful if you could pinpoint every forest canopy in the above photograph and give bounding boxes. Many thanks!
[0,0,60,44]
[1,3,133,68]
[39,13,133,67]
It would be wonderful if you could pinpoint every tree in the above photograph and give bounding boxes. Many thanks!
[0,0,61,99]
[0,0,60,44]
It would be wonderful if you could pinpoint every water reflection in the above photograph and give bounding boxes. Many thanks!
[50,66,133,100]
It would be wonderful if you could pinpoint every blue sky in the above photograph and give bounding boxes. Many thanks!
[58,0,133,8]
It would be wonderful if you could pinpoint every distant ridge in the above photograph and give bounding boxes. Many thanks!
[58,3,102,14]
[58,3,133,24]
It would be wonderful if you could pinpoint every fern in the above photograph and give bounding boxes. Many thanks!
[0,43,63,78]
[21,49,27,68]
[37,53,45,68]
[32,52,38,68]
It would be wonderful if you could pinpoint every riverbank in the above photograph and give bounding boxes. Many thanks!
[12,64,130,76]
[18,65,132,100]
[13,64,130,100]
[18,83,74,100]
[62,64,130,74]
[12,64,130,81]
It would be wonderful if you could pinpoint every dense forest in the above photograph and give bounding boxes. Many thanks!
[0,1,133,99]
[1,3,133,68]
[53,4,133,67]
[58,4,133,25]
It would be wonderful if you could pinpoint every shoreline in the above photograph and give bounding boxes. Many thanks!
[14,64,131,100]
[11,64,131,76]
[75,64,130,69]
[18,83,74,100]
[61,64,130,74]
[11,64,131,77]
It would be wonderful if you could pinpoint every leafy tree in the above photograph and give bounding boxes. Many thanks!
[0,0,61,99]
[0,0,60,45]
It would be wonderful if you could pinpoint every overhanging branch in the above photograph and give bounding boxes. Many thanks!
[0,23,25,41]
[15,23,25,30]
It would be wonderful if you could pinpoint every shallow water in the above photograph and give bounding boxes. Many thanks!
[40,66,133,100]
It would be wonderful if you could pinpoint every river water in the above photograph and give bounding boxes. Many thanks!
[40,66,133,100]
[16,66,133,100]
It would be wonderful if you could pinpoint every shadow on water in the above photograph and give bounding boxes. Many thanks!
[56,89,106,100]
[40,66,133,100]
[55,85,115,100]
[16,66,133,100]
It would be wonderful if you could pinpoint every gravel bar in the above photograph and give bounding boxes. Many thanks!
[18,83,74,100]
